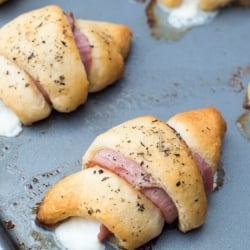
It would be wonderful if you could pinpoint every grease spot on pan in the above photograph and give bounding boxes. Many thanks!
[146,0,217,40]
[237,111,250,140]
[213,164,225,191]
[146,0,187,40]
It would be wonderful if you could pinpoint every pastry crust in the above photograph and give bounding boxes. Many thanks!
[0,54,51,125]
[199,0,232,11]
[75,20,132,92]
[167,107,227,174]
[235,0,250,5]
[158,0,182,8]
[158,0,233,11]
[0,5,89,113]
[82,115,207,233]
[37,167,164,250]
[0,0,7,4]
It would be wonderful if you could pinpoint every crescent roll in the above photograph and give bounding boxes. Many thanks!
[0,5,89,114]
[0,5,132,125]
[82,115,208,233]
[37,107,226,249]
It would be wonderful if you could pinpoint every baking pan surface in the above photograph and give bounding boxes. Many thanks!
[1,0,250,249]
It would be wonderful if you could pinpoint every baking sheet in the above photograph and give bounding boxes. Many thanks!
[1,0,250,249]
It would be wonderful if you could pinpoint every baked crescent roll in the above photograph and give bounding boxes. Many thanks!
[0,5,132,125]
[37,107,226,249]
[75,20,132,93]
[0,5,89,113]
[82,115,207,233]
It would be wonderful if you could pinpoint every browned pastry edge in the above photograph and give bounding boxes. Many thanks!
[37,167,164,250]
[167,106,227,174]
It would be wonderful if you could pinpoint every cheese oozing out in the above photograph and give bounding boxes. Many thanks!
[55,217,105,250]
[0,100,22,137]
[158,0,218,29]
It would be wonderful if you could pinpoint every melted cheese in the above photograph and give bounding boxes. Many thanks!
[55,217,105,250]
[0,100,22,137]
[158,0,218,29]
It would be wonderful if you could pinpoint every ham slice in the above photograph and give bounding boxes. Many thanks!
[87,148,214,242]
[192,152,214,196]
[87,149,178,224]
[98,224,111,242]
[65,12,92,74]
[73,28,92,73]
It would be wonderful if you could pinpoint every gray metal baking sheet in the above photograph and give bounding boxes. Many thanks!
[1,0,250,249]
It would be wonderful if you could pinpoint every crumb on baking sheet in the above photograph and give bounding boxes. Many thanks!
[3,220,15,230]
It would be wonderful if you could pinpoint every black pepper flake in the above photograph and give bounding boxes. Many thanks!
[98,169,104,174]
[101,176,110,182]
[61,40,67,47]
[37,22,43,28]
[28,52,35,61]
[137,203,145,212]
[3,220,15,230]
[32,177,39,184]
[87,208,94,215]
[176,181,181,187]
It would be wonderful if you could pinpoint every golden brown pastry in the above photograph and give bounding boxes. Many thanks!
[167,106,227,174]
[0,5,89,115]
[0,0,7,5]
[75,20,132,93]
[158,0,250,11]
[37,107,226,249]
[82,115,208,233]
[37,166,164,249]
[199,0,232,11]
[0,55,51,125]
[0,5,132,125]
[234,0,250,6]
[158,0,183,8]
